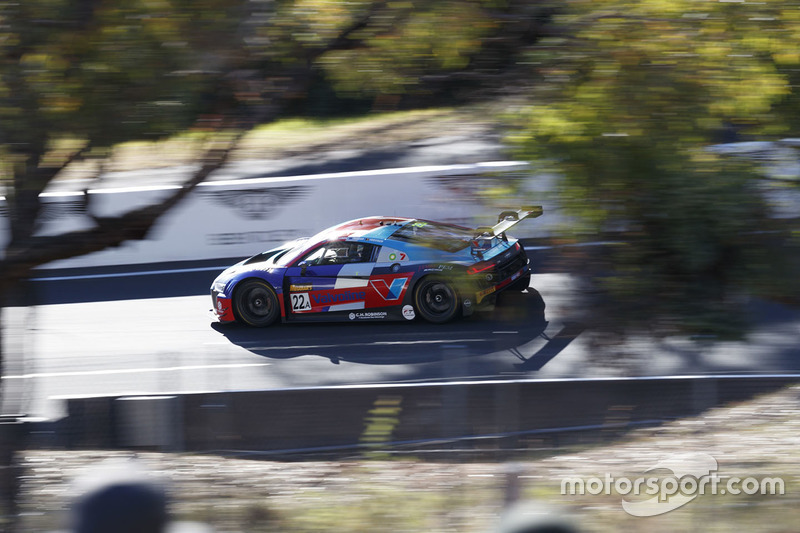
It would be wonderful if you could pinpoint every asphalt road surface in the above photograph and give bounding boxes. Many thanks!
[6,260,800,420]
[7,266,585,419]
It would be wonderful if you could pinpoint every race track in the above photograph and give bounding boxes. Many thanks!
[8,269,584,418]
[6,260,800,420]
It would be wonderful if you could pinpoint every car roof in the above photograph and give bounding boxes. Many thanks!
[309,216,413,246]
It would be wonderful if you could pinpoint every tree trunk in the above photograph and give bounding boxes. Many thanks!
[0,132,243,529]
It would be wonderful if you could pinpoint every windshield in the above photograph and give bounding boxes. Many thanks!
[270,238,311,267]
[388,220,473,252]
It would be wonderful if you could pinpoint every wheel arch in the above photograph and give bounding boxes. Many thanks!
[232,274,277,292]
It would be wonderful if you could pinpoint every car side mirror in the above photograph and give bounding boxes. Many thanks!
[299,261,309,276]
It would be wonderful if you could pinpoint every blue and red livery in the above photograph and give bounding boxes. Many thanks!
[210,207,542,326]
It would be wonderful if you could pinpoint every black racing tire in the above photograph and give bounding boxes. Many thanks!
[233,279,279,327]
[414,277,459,324]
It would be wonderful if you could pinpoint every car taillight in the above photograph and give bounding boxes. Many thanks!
[467,262,494,275]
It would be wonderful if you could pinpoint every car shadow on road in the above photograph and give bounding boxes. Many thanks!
[211,289,583,370]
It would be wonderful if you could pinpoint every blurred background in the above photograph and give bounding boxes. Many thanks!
[0,0,799,531]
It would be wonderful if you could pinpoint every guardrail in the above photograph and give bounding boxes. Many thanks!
[55,375,799,456]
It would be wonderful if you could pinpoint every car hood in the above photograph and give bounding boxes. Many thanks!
[211,259,252,292]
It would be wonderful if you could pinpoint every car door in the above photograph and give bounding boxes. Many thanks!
[284,241,377,317]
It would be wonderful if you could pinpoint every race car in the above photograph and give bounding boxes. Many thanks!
[210,206,542,326]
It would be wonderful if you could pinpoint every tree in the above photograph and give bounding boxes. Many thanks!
[0,0,553,274]
[0,1,555,526]
[0,1,239,268]
[255,0,557,109]
[510,0,800,337]
[0,1,253,526]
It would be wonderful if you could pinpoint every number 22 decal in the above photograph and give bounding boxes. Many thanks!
[291,292,312,311]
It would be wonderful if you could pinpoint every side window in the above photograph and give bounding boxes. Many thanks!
[300,242,374,266]
[300,246,327,266]
[343,242,373,264]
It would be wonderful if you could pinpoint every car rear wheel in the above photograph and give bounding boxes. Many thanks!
[414,277,458,323]
[233,279,279,327]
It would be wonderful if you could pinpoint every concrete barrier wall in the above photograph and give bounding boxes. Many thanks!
[63,376,798,453]
[0,161,570,270]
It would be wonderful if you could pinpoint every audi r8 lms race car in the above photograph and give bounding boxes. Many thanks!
[211,206,542,326]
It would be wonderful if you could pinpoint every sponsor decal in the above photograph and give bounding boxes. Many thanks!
[349,311,388,320]
[389,253,396,261]
[424,264,453,272]
[473,238,492,251]
[370,278,408,301]
[463,299,472,308]
[290,284,313,292]
[206,229,300,246]
[217,301,223,311]
[312,291,366,305]
[476,285,496,302]
[402,305,415,320]
[199,186,310,221]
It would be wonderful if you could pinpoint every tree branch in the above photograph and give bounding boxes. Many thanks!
[0,132,243,282]
[304,1,390,62]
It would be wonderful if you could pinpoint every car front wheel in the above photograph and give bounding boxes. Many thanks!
[233,279,279,327]
[414,277,458,323]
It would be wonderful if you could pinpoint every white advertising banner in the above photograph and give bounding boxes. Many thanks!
[2,161,562,270]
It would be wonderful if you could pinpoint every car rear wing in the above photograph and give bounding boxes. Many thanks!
[474,206,543,238]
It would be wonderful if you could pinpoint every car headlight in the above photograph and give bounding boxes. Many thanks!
[212,280,227,295]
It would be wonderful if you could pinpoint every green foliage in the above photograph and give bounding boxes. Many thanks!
[3,0,538,257]
[251,1,491,99]
[318,2,491,97]
[511,0,800,336]
[0,0,229,150]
